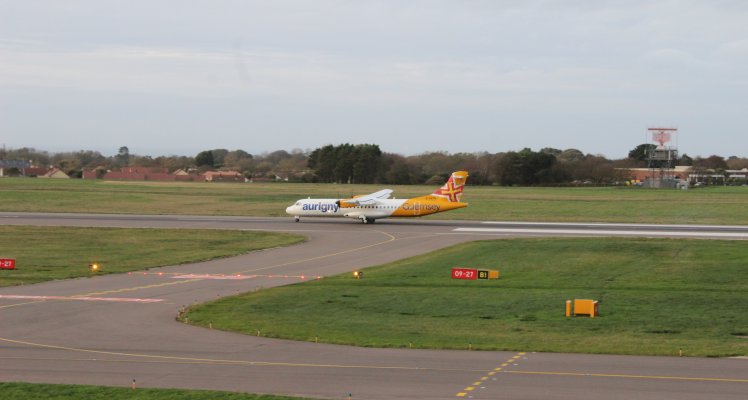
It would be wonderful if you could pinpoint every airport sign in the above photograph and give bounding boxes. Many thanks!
[451,267,477,280]
[0,258,16,270]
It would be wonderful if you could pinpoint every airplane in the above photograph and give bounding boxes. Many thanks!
[285,171,469,224]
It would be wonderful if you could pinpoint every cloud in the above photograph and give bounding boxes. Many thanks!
[1,1,747,157]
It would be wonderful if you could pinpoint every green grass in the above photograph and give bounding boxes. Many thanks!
[0,226,304,287]
[0,382,316,400]
[183,238,748,357]
[1,178,747,224]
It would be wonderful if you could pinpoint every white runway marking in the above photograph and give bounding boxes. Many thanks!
[481,221,748,229]
[0,295,163,303]
[454,227,748,239]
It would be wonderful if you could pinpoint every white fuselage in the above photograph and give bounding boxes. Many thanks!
[285,198,408,220]
[286,171,468,223]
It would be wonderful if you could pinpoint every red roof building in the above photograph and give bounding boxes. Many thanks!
[39,168,70,179]
[83,167,242,182]
[202,170,245,182]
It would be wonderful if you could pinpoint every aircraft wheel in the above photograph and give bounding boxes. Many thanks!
[294,216,300,222]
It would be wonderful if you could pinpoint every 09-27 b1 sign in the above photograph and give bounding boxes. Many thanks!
[452,267,499,280]
[0,259,16,270]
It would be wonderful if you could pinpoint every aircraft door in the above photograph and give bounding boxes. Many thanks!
[413,201,421,216]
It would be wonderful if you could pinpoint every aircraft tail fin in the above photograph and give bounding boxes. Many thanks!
[432,171,468,202]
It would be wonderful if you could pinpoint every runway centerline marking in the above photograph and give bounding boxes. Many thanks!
[0,294,163,303]
[0,300,46,310]
[76,279,201,298]
[0,337,485,373]
[231,229,397,275]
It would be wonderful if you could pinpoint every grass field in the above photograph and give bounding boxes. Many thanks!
[0,226,304,287]
[183,238,748,357]
[1,177,747,224]
[2,178,747,358]
[0,382,313,400]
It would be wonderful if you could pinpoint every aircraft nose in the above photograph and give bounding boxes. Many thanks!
[285,205,295,215]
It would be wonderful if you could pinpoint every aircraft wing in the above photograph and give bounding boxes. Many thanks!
[341,189,393,206]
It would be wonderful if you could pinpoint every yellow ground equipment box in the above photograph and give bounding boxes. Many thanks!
[572,299,599,318]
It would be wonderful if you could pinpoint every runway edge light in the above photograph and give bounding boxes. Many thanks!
[89,263,100,272]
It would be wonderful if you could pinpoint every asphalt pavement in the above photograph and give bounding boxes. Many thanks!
[1,212,746,399]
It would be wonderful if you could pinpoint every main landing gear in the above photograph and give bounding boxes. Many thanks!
[360,216,375,224]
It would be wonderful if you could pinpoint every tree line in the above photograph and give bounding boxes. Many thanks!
[2,144,746,186]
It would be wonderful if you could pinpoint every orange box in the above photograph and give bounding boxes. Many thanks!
[573,299,599,318]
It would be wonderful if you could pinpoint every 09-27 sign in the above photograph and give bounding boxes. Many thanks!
[451,267,477,280]
[0,258,16,270]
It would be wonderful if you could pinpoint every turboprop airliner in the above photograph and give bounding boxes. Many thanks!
[285,171,468,224]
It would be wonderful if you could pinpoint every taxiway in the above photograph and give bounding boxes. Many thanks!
[1,212,746,399]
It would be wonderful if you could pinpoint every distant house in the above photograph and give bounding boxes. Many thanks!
[82,167,203,182]
[202,170,245,182]
[0,160,31,177]
[82,169,101,179]
[690,168,747,185]
[727,168,748,180]
[0,162,67,178]
[618,166,692,182]
[38,168,70,179]
[172,169,202,181]
[81,167,251,183]
[22,167,52,177]
[102,167,176,181]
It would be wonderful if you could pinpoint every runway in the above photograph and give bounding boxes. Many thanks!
[1,212,746,399]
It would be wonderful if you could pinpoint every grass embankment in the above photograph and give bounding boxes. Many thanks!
[0,382,314,400]
[1,177,747,224]
[184,238,748,357]
[0,226,304,287]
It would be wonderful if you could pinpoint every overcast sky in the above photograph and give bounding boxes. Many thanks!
[1,1,746,159]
